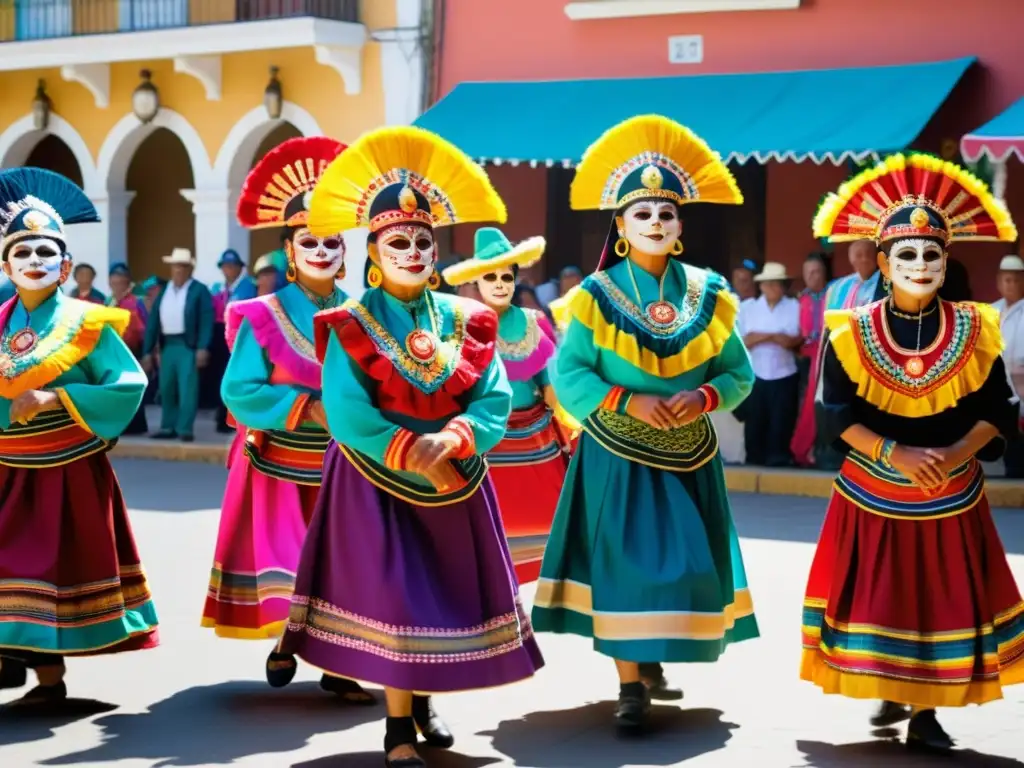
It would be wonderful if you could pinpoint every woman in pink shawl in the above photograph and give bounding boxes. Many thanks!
[790,253,829,466]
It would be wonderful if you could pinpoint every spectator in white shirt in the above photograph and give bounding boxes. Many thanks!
[737,262,802,466]
[993,254,1024,478]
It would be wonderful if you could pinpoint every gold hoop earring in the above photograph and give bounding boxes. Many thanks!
[614,237,630,258]
[671,240,684,256]
[286,261,297,282]
[367,264,383,288]
[336,263,346,280]
[427,272,441,290]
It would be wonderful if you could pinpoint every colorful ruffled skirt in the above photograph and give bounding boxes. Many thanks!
[0,454,159,657]
[532,419,759,663]
[202,429,321,638]
[487,403,568,584]
[800,452,1024,707]
[281,442,545,693]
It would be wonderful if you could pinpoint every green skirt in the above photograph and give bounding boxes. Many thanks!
[531,433,758,662]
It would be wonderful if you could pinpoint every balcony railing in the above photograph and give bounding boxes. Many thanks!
[0,0,359,42]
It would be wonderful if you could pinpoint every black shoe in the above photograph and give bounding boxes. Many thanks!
[615,681,651,731]
[180,434,195,443]
[215,424,234,434]
[412,694,454,749]
[0,659,27,690]
[870,700,911,727]
[320,674,376,705]
[265,651,297,688]
[150,431,176,440]
[906,709,955,752]
[4,681,68,709]
[384,716,426,767]
[639,662,683,701]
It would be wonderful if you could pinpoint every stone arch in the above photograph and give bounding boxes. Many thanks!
[0,113,100,194]
[211,101,323,193]
[96,108,213,192]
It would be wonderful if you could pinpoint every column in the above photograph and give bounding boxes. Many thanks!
[76,190,135,295]
[179,187,234,288]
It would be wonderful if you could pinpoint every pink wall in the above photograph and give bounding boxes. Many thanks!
[435,0,1024,300]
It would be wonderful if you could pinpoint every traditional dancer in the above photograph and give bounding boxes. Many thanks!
[200,136,374,704]
[281,126,544,767]
[531,115,759,729]
[442,228,567,582]
[800,153,1024,751]
[0,168,158,706]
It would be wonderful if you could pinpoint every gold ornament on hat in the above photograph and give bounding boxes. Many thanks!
[398,185,418,214]
[640,165,663,190]
[23,210,48,231]
[910,207,930,231]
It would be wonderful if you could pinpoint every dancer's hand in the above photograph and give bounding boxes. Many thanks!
[9,389,58,425]
[667,390,704,425]
[407,432,460,473]
[306,399,328,430]
[889,445,946,488]
[625,394,679,430]
[421,461,462,493]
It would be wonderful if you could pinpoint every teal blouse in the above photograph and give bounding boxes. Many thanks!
[553,258,753,424]
[321,288,512,487]
[498,306,551,410]
[0,290,146,438]
[221,282,345,431]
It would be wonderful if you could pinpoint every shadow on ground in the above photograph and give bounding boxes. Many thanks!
[480,702,736,767]
[0,698,117,747]
[798,739,1024,768]
[33,680,381,767]
[294,750,501,768]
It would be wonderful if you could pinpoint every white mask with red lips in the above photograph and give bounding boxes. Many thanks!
[475,266,515,309]
[291,227,345,281]
[376,224,436,289]
[3,236,65,291]
[887,237,946,300]
[618,200,682,257]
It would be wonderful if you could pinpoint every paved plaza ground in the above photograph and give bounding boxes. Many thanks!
[1,458,1022,767]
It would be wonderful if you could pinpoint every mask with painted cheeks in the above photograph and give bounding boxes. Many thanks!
[475,267,516,309]
[616,200,682,257]
[883,237,946,300]
[3,236,67,291]
[289,227,345,281]
[374,224,436,289]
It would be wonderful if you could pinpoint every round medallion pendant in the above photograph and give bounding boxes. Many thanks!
[405,329,438,365]
[645,301,679,328]
[9,328,38,356]
[904,356,925,379]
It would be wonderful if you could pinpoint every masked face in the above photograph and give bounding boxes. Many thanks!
[618,201,682,257]
[476,267,515,308]
[886,238,946,299]
[291,228,344,281]
[3,237,65,291]
[376,225,435,288]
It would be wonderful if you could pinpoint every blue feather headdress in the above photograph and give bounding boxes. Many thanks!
[0,167,100,257]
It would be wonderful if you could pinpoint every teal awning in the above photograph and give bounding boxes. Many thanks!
[961,97,1024,163]
[415,57,974,166]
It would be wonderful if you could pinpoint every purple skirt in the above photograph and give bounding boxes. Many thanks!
[281,442,544,693]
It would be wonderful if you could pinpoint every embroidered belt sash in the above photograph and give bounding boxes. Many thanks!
[339,445,488,507]
[582,409,718,472]
[834,450,984,520]
[488,403,564,467]
[244,427,330,486]
[0,408,108,468]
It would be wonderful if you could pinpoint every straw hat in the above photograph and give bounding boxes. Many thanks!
[442,228,545,286]
[754,261,790,282]
[999,255,1024,272]
[162,247,195,266]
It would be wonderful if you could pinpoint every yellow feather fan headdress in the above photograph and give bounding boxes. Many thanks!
[570,115,743,211]
[813,152,1017,245]
[308,126,506,238]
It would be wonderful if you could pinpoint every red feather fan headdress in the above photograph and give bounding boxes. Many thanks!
[236,136,347,230]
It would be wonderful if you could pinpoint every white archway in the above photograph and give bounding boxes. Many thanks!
[96,108,213,192]
[0,113,100,194]
[212,101,323,192]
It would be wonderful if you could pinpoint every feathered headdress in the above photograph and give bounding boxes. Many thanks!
[0,168,99,253]
[236,136,347,230]
[570,115,743,211]
[308,125,506,237]
[813,153,1017,245]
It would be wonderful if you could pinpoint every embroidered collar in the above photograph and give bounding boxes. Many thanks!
[591,264,705,338]
[498,308,545,361]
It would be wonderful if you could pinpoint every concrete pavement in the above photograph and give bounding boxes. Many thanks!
[2,459,1022,767]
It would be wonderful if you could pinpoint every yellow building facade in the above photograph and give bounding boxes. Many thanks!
[0,0,424,292]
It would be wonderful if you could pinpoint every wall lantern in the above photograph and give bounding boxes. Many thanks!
[264,66,283,120]
[32,79,52,131]
[132,69,160,124]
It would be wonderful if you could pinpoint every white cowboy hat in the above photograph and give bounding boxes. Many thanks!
[754,261,790,282]
[162,247,195,266]
[999,255,1024,272]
